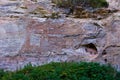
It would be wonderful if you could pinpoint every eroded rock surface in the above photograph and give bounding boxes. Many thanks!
[107,0,120,10]
[0,0,120,71]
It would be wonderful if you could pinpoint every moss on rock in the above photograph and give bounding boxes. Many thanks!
[52,0,109,9]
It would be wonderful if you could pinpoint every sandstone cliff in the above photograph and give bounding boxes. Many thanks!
[0,0,120,71]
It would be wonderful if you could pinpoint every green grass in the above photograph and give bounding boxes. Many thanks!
[0,62,120,80]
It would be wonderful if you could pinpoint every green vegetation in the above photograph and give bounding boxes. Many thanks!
[51,0,110,19]
[0,1,118,80]
[0,62,120,80]
[52,0,109,9]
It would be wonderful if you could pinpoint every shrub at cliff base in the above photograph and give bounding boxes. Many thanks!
[0,62,120,80]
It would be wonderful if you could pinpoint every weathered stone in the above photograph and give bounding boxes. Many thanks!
[0,0,120,71]
[107,0,120,10]
[0,19,26,56]
[95,46,120,71]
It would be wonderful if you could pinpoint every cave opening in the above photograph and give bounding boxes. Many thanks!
[83,43,98,55]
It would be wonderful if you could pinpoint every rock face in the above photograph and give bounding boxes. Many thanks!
[94,12,120,71]
[0,18,26,57]
[0,0,120,71]
[107,0,120,10]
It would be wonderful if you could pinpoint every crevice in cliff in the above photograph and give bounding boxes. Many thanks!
[75,43,98,55]
[84,43,98,55]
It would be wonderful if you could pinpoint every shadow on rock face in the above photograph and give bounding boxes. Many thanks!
[74,43,98,61]
[82,43,98,55]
